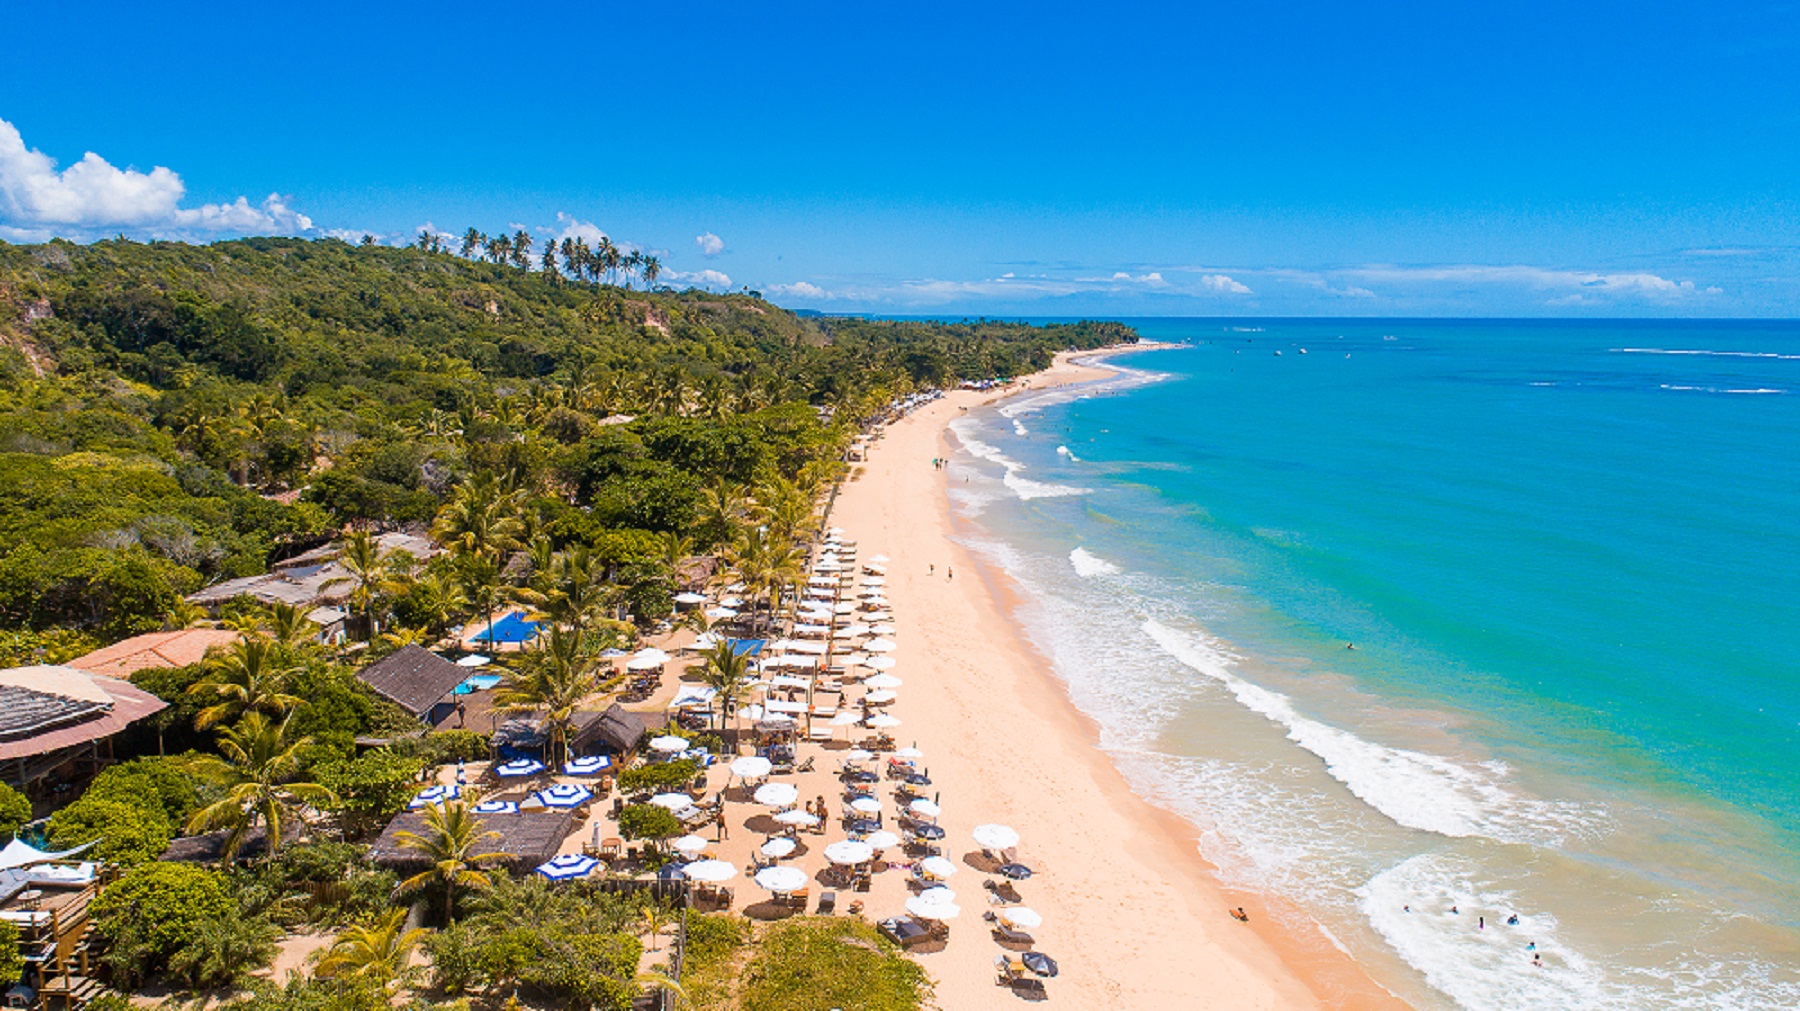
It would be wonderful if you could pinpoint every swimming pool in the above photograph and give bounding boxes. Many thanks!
[472,612,541,644]
[453,674,503,694]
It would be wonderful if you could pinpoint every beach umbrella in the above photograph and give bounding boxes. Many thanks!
[565,755,612,776]
[650,735,689,753]
[635,647,672,663]
[864,690,897,705]
[473,799,519,814]
[972,824,1020,850]
[861,576,886,586]
[999,906,1044,930]
[495,759,545,778]
[754,866,809,892]
[535,784,594,809]
[863,674,903,689]
[997,862,1034,881]
[839,623,872,637]
[674,834,710,857]
[627,656,664,670]
[910,799,941,818]
[1021,952,1060,978]
[864,637,897,652]
[918,885,958,903]
[719,596,744,607]
[834,602,857,615]
[674,592,706,605]
[753,782,799,807]
[864,830,901,849]
[893,746,924,758]
[844,749,875,761]
[456,654,491,667]
[849,796,882,814]
[905,895,961,920]
[863,596,892,607]
[651,792,695,809]
[730,756,773,779]
[740,704,768,720]
[823,840,875,865]
[918,855,958,879]
[863,656,897,670]
[407,785,460,810]
[909,823,947,841]
[866,713,902,729]
[705,606,738,619]
[870,623,899,636]
[773,809,820,827]
[684,859,738,883]
[830,711,864,726]
[536,853,599,882]
[760,837,797,859]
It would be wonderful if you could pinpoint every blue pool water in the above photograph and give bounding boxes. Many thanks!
[948,319,1800,1009]
[473,611,540,644]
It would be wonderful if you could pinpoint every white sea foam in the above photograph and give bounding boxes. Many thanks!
[1068,547,1120,577]
[1615,347,1800,361]
[1141,620,1596,844]
[1012,419,1029,435]
[1660,384,1787,395]
[951,418,1090,501]
[1056,444,1081,461]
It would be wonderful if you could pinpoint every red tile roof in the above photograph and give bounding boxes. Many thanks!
[66,629,241,677]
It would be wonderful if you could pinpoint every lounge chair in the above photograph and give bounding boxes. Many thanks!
[788,886,810,910]
[817,890,837,914]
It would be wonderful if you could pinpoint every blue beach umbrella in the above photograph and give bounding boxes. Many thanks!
[496,759,546,778]
[407,784,461,810]
[473,800,519,814]
[535,784,595,809]
[565,755,612,776]
[536,853,599,882]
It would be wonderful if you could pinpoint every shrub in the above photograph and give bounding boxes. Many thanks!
[417,729,490,764]
[316,748,425,827]
[86,756,202,824]
[47,796,171,865]
[0,782,30,841]
[615,758,697,796]
[91,862,234,986]
[0,920,22,992]
[616,803,681,843]
[739,918,933,1011]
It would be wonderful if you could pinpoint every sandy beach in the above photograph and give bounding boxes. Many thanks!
[824,347,1405,1008]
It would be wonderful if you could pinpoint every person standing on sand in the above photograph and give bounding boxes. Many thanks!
[947,567,954,580]
[715,806,728,840]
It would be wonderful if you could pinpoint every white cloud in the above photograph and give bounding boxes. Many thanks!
[1342,264,1720,299]
[768,280,830,299]
[1198,273,1251,294]
[554,211,608,246]
[695,232,725,256]
[0,116,312,236]
[662,267,731,289]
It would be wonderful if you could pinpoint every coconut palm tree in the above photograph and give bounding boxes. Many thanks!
[328,529,393,640]
[492,627,601,770]
[393,800,503,924]
[313,908,427,993]
[642,255,662,289]
[186,713,337,860]
[637,903,674,952]
[696,640,751,731]
[460,228,484,258]
[189,637,306,730]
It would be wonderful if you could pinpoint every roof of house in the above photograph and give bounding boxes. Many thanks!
[355,645,467,717]
[0,666,167,761]
[66,628,241,677]
[588,703,650,753]
[368,808,577,874]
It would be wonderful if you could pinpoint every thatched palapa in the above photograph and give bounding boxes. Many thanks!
[367,808,577,874]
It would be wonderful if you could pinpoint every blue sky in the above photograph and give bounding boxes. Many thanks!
[2,0,1798,315]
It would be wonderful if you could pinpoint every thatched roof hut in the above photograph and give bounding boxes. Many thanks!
[367,808,577,875]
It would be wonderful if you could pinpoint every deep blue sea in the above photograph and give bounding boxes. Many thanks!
[946,319,1800,1009]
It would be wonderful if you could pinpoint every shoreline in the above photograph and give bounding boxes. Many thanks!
[830,342,1405,1008]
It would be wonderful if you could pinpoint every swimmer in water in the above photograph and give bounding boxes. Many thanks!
[1507,914,1519,926]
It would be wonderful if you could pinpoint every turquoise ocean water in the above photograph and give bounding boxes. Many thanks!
[944,319,1800,1009]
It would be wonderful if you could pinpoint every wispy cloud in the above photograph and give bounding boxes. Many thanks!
[663,267,731,290]
[1338,264,1722,300]
[0,116,311,240]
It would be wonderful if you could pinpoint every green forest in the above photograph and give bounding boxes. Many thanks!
[0,235,1134,648]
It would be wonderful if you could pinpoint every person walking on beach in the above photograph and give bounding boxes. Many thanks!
[715,806,728,841]
[947,567,954,580]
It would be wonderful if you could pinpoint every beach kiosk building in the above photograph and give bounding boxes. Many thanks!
[354,646,468,725]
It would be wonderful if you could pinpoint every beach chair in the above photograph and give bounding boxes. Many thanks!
[600,837,623,860]
[788,886,810,911]
[817,890,837,915]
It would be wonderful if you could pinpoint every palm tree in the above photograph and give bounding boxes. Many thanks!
[329,529,392,640]
[313,908,427,993]
[263,601,316,648]
[642,255,662,289]
[637,903,674,952]
[696,640,751,731]
[163,598,209,631]
[186,713,337,860]
[492,627,601,769]
[433,476,525,642]
[460,228,483,258]
[393,800,503,924]
[510,230,532,269]
[189,637,306,730]
[698,481,749,552]
[540,239,559,276]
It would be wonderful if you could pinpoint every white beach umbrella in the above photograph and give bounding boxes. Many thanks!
[719,596,744,607]
[838,623,872,637]
[892,746,924,758]
[866,713,901,729]
[862,576,886,586]
[634,647,672,663]
[905,895,961,920]
[834,602,857,615]
[862,597,891,609]
[740,704,768,720]
[674,592,706,605]
[754,866,809,892]
[918,855,958,878]
[972,824,1021,850]
[843,749,875,761]
[864,830,901,849]
[651,792,696,809]
[649,735,689,753]
[910,799,941,818]
[863,638,897,653]
[759,837,797,859]
[870,553,890,563]
[683,859,738,883]
[830,711,864,726]
[823,840,875,865]
[673,834,711,856]
[730,756,773,779]
[863,656,897,670]
[754,782,800,807]
[863,674,903,689]
[869,623,899,636]
[999,906,1044,930]
[863,690,897,704]
[849,797,882,814]
[918,885,958,904]
[456,654,491,667]
[705,606,738,619]
[627,656,665,670]
[773,809,820,827]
